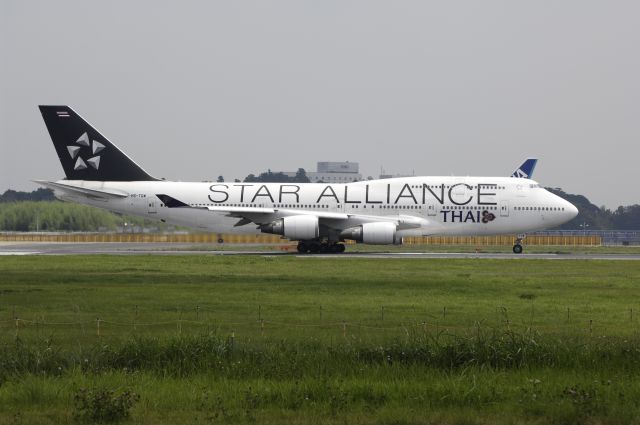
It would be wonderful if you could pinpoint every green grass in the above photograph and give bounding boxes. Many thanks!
[0,256,639,424]
[3,367,640,425]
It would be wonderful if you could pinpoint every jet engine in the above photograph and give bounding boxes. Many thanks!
[339,222,401,245]
[260,215,319,240]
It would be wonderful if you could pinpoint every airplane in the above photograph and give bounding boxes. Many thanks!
[36,106,578,254]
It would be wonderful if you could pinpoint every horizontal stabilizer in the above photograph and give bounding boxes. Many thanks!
[34,180,128,199]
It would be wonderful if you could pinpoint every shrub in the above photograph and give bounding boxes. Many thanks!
[73,387,139,423]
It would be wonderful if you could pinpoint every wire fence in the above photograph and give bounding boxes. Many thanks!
[2,307,636,340]
[0,232,603,246]
[532,230,640,246]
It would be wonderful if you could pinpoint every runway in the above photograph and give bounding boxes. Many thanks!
[1,242,639,260]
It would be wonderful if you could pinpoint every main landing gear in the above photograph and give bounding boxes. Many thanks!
[297,241,346,254]
[513,234,525,254]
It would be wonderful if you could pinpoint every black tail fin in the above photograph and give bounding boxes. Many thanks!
[39,105,157,181]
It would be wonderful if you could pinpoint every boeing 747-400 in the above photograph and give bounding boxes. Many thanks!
[36,106,578,254]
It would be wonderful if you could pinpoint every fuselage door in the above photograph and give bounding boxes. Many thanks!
[500,200,509,217]
[148,199,157,214]
[426,203,437,216]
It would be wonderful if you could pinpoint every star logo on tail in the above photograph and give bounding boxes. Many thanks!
[67,132,105,170]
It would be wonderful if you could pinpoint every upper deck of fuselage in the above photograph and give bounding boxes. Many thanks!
[53,176,546,206]
[347,175,539,187]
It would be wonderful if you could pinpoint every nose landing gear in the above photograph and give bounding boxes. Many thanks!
[513,234,525,254]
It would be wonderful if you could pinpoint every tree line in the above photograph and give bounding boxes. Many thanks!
[215,168,311,184]
[0,188,55,202]
[547,188,640,231]
[0,190,173,232]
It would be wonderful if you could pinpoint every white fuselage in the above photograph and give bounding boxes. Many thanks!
[52,176,578,239]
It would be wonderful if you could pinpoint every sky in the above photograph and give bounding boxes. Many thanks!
[1,0,638,208]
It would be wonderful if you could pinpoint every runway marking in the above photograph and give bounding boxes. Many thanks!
[0,251,41,256]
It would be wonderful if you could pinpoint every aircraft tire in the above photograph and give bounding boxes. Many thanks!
[309,242,321,253]
[297,242,309,253]
[337,243,346,253]
[512,244,523,254]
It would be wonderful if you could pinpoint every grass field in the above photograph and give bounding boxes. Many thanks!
[0,255,639,424]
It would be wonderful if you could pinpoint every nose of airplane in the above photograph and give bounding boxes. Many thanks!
[565,200,579,220]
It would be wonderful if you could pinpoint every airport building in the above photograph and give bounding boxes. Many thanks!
[282,161,362,183]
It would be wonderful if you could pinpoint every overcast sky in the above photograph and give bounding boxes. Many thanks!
[1,1,638,208]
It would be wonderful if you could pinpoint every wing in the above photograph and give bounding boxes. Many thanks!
[155,194,428,231]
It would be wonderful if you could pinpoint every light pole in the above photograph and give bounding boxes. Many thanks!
[579,222,589,236]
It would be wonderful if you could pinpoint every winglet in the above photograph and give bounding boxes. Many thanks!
[510,158,538,178]
[156,194,190,208]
